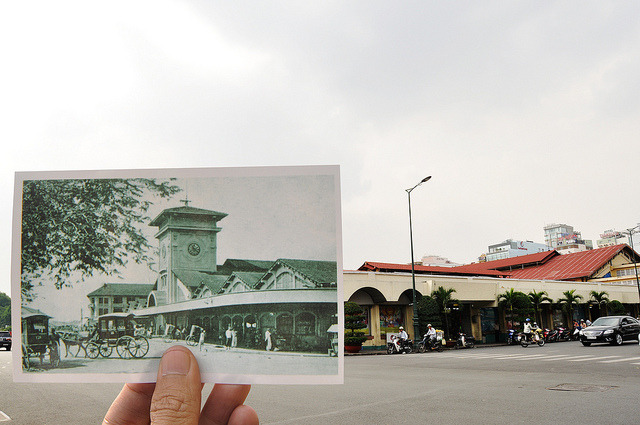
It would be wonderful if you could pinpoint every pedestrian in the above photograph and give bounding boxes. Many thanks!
[231,328,238,348]
[225,326,233,350]
[198,329,206,351]
[264,328,272,351]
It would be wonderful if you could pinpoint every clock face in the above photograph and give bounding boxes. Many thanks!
[187,242,201,257]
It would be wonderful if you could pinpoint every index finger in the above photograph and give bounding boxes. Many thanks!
[103,383,155,425]
[199,384,258,425]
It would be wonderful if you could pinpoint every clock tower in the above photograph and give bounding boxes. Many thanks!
[150,205,228,303]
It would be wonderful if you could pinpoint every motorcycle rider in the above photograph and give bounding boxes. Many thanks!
[425,324,437,348]
[523,318,533,342]
[393,326,409,352]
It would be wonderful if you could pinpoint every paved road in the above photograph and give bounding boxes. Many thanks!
[2,340,640,424]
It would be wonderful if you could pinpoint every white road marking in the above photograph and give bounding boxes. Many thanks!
[538,355,572,361]
[569,355,620,362]
[0,411,11,421]
[599,356,640,363]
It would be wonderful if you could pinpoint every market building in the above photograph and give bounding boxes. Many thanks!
[87,204,339,353]
[346,244,640,349]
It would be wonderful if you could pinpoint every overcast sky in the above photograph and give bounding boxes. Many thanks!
[2,1,640,299]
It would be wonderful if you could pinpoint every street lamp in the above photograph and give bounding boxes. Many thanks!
[623,224,640,304]
[407,175,432,343]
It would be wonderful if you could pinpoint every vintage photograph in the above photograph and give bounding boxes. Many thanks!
[12,165,343,384]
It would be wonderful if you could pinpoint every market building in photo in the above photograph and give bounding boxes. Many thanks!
[88,204,339,353]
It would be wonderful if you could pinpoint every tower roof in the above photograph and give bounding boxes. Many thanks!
[149,206,227,227]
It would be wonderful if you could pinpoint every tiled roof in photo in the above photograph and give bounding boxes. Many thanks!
[87,283,155,297]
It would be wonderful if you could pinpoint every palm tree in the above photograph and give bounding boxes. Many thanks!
[558,289,583,329]
[431,286,457,340]
[498,288,519,325]
[589,290,610,318]
[528,290,552,326]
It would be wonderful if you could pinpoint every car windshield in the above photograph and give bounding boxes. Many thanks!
[591,317,620,327]
[0,332,10,337]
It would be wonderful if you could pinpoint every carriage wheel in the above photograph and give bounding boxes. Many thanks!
[86,342,100,359]
[130,336,150,358]
[185,335,197,346]
[116,336,134,359]
[49,341,61,368]
[22,344,30,370]
[99,343,113,358]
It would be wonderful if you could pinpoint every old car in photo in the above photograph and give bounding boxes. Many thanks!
[21,307,60,369]
[579,315,640,346]
[85,313,149,359]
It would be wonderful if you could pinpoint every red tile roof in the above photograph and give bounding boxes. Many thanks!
[357,244,638,281]
[358,261,509,277]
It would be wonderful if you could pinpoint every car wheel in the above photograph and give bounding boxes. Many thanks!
[611,333,623,346]
[581,341,591,347]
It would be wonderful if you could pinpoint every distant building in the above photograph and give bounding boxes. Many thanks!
[483,239,550,262]
[87,283,154,319]
[543,223,593,254]
[597,229,627,248]
[420,254,460,267]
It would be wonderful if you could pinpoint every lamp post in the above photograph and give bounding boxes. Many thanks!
[624,224,640,305]
[407,176,432,343]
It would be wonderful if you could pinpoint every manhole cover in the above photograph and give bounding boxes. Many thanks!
[547,383,617,392]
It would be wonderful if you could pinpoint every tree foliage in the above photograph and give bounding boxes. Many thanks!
[498,288,534,325]
[21,178,181,298]
[557,289,583,329]
[344,302,368,346]
[0,292,10,329]
[416,295,442,336]
[431,286,458,339]
[528,290,552,324]
[589,290,610,317]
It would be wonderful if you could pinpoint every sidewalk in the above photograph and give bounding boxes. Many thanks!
[345,342,507,356]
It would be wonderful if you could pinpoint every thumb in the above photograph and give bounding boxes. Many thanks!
[150,346,202,425]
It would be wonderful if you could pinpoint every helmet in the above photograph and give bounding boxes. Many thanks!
[399,326,404,330]
[525,318,531,322]
[427,324,432,327]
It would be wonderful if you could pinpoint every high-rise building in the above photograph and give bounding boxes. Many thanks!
[543,223,593,254]
[483,239,550,262]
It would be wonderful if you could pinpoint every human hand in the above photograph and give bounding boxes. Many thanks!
[103,346,259,425]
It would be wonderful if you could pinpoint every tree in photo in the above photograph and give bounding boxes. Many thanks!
[498,288,533,328]
[416,295,442,336]
[20,178,181,300]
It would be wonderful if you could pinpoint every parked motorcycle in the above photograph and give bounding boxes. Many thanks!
[455,332,475,349]
[387,335,413,354]
[417,333,443,353]
[506,329,519,345]
[556,327,571,341]
[544,328,559,342]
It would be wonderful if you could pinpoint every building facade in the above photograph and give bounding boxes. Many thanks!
[544,223,593,254]
[88,204,339,353]
[349,245,640,349]
[484,239,550,262]
[87,283,154,319]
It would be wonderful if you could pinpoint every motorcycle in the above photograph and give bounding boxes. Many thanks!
[506,329,519,345]
[544,328,559,342]
[556,327,571,341]
[417,333,443,353]
[520,328,545,347]
[387,335,413,354]
[455,332,475,349]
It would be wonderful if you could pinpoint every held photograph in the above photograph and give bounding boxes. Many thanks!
[12,165,343,384]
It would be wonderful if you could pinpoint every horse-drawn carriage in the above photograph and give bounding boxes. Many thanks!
[21,307,60,370]
[85,313,149,359]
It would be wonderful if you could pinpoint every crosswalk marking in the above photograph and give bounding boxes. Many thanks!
[599,356,640,363]
[568,355,619,362]
[538,355,572,361]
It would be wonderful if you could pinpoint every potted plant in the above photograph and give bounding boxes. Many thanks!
[344,302,368,353]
